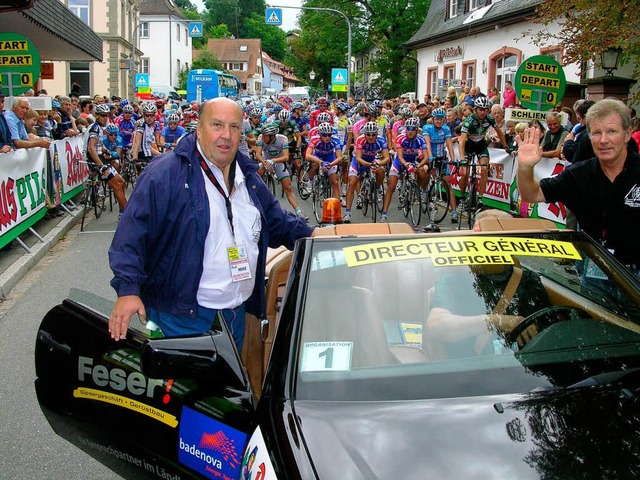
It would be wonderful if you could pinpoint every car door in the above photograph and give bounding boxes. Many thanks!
[35,289,256,480]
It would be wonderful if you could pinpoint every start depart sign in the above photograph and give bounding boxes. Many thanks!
[0,32,40,96]
[514,55,566,111]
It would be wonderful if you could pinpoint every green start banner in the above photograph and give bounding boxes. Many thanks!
[514,55,566,111]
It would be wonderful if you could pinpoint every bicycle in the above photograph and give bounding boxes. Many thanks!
[79,163,112,231]
[297,158,312,201]
[312,167,332,223]
[397,169,422,226]
[121,150,138,189]
[455,151,486,230]
[263,166,278,196]
[424,157,452,224]
[359,168,379,223]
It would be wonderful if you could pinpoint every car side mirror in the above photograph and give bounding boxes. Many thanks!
[141,333,247,389]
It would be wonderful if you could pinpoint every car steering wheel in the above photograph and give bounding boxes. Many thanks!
[506,306,591,345]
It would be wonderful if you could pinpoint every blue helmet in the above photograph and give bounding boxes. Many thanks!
[105,124,119,134]
[432,108,446,118]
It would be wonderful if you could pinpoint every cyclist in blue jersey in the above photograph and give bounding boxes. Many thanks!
[344,121,390,223]
[115,104,136,151]
[381,116,429,221]
[277,109,302,178]
[102,123,124,172]
[423,108,459,222]
[458,97,508,210]
[132,103,161,165]
[305,122,343,200]
[160,113,186,151]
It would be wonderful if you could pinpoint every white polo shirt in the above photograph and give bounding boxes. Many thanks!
[196,142,261,309]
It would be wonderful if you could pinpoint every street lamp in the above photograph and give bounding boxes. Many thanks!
[309,70,316,81]
[602,47,622,76]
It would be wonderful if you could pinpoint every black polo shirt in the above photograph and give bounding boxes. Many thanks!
[540,152,640,267]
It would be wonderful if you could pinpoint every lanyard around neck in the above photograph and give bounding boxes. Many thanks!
[196,148,237,240]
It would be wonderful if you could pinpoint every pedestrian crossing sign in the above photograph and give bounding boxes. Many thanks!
[265,8,282,25]
[188,22,203,37]
[331,68,348,85]
[135,73,149,88]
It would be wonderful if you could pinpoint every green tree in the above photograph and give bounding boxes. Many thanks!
[178,50,225,89]
[174,0,198,15]
[204,0,267,38]
[245,13,288,61]
[524,0,639,85]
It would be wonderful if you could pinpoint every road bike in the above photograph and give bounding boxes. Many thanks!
[397,169,422,226]
[455,152,487,230]
[359,168,379,223]
[424,157,452,224]
[312,167,332,223]
[296,158,312,201]
[79,163,112,231]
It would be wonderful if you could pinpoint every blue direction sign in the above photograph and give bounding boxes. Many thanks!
[135,73,149,88]
[331,68,348,85]
[265,8,282,25]
[188,22,203,37]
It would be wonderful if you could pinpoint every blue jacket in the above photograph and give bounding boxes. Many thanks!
[109,133,313,319]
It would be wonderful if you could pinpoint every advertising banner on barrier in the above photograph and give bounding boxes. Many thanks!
[49,135,89,204]
[0,146,48,248]
[448,147,567,226]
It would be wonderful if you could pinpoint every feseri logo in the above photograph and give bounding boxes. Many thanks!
[78,356,163,399]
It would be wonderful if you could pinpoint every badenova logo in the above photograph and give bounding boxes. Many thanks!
[178,406,248,480]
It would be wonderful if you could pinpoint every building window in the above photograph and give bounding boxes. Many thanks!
[69,62,90,95]
[140,22,149,39]
[185,28,188,46]
[177,24,180,41]
[462,61,476,88]
[495,54,517,92]
[541,46,563,64]
[470,0,480,10]
[427,67,438,97]
[69,0,90,25]
[449,0,458,18]
[444,64,455,81]
[141,57,150,74]
[120,1,126,37]
[177,59,181,77]
[232,63,244,71]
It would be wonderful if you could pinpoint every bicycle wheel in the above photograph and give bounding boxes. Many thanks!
[361,177,370,218]
[266,173,277,196]
[79,181,92,231]
[313,176,326,223]
[467,181,477,230]
[297,162,311,200]
[402,181,411,218]
[369,177,378,223]
[408,181,422,226]
[376,183,385,213]
[124,162,137,189]
[427,178,451,224]
[93,181,106,219]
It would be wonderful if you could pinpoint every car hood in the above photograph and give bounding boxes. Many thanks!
[292,387,640,479]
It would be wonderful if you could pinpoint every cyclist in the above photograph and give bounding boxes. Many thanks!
[115,104,136,152]
[391,108,412,145]
[458,96,508,211]
[423,108,459,222]
[277,108,302,178]
[256,123,307,220]
[382,116,429,220]
[86,104,127,217]
[309,97,332,129]
[159,113,186,151]
[240,107,261,158]
[305,122,342,200]
[102,124,123,172]
[344,121,390,223]
[131,103,161,168]
[333,102,353,194]
[291,102,309,151]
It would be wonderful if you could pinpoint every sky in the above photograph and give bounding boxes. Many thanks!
[190,0,302,32]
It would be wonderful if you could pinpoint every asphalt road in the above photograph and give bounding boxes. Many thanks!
[0,177,468,479]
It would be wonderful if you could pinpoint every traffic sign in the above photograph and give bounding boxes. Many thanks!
[514,55,566,111]
[188,22,203,37]
[0,32,40,96]
[330,84,348,92]
[135,73,149,88]
[265,8,282,25]
[331,68,347,85]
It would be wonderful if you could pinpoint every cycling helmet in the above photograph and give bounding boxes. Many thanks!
[155,99,165,107]
[362,122,378,135]
[122,104,134,113]
[142,103,157,114]
[474,96,492,109]
[317,112,332,123]
[335,101,349,112]
[120,99,129,108]
[405,117,421,128]
[399,108,412,118]
[316,97,328,106]
[318,122,333,135]
[185,121,198,133]
[108,103,116,110]
[278,109,291,122]
[250,107,262,117]
[261,123,279,135]
[105,124,119,134]
[51,100,61,109]
[95,103,110,115]
[372,99,383,108]
[432,108,447,118]
[273,104,283,113]
[167,113,180,124]
[291,102,304,110]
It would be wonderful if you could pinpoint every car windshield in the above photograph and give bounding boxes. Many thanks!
[295,232,640,401]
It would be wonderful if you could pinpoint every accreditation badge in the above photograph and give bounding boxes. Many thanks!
[228,244,252,282]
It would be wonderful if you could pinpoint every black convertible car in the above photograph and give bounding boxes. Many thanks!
[35,220,640,479]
